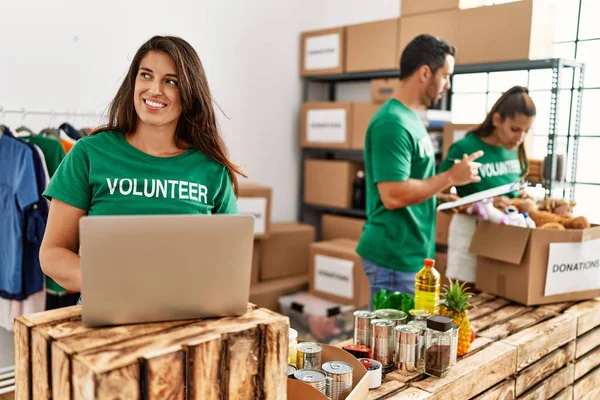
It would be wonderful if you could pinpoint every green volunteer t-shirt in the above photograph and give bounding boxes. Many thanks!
[438,133,522,198]
[356,99,436,273]
[43,130,238,216]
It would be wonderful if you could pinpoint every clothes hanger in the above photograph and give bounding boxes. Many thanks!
[40,109,61,140]
[15,109,34,137]
[0,107,5,138]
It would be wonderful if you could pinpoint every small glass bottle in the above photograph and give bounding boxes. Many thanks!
[288,328,298,366]
[424,316,454,378]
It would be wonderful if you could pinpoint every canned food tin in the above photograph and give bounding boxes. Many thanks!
[287,364,297,378]
[374,309,408,325]
[395,325,420,373]
[359,358,382,389]
[322,361,354,400]
[296,342,323,370]
[371,319,395,368]
[294,369,327,394]
[353,310,376,347]
[342,344,372,359]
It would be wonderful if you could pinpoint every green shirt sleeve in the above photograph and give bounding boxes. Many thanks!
[214,168,239,214]
[438,141,466,174]
[370,122,414,183]
[43,141,92,211]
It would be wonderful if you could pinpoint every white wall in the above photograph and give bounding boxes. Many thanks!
[0,0,400,221]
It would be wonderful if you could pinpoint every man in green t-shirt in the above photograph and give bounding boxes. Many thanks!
[356,35,483,303]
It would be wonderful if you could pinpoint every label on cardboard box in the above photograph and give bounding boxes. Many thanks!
[307,109,347,143]
[545,238,600,296]
[305,33,340,70]
[237,198,267,235]
[314,255,354,299]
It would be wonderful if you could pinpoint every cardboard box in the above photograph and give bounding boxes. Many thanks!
[436,251,450,288]
[304,160,362,209]
[436,211,452,246]
[301,102,352,149]
[249,275,309,312]
[287,343,369,400]
[309,239,370,307]
[251,240,260,285]
[301,102,378,149]
[238,182,272,238]
[346,18,399,73]
[321,214,365,241]
[371,78,399,103]
[471,221,600,306]
[260,222,316,281]
[400,0,492,16]
[300,27,345,76]
[456,0,556,65]
[351,102,380,150]
[398,10,459,61]
[443,123,476,158]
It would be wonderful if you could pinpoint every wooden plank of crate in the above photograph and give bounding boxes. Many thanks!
[366,380,405,400]
[72,309,287,400]
[463,337,494,359]
[471,293,497,306]
[472,379,515,400]
[468,298,511,320]
[574,365,600,400]
[516,364,574,400]
[386,387,431,399]
[564,301,600,337]
[543,302,577,315]
[501,314,577,371]
[260,316,288,400]
[143,348,185,400]
[478,306,561,341]
[412,342,517,400]
[579,386,600,400]
[49,319,194,400]
[185,336,221,400]
[549,386,573,400]
[576,326,600,359]
[14,306,81,400]
[385,370,424,384]
[515,341,575,396]
[575,346,600,381]
[472,305,532,332]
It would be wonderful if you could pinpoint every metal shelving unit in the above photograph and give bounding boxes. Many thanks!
[299,58,585,230]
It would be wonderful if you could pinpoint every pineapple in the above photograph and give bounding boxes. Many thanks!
[439,280,474,357]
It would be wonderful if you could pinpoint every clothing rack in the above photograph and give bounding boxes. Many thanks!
[0,106,104,118]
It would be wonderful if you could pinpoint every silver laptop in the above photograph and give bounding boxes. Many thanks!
[79,214,254,327]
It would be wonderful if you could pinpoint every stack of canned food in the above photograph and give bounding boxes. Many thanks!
[288,341,354,400]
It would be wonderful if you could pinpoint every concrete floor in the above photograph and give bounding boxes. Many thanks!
[0,329,13,369]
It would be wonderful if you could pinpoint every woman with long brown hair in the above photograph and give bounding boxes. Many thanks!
[439,85,536,203]
[40,36,245,293]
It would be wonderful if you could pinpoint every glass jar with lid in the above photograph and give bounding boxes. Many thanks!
[424,315,453,378]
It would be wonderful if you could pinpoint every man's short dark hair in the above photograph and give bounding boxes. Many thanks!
[399,34,456,80]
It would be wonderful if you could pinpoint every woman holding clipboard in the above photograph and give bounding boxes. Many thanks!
[438,86,537,285]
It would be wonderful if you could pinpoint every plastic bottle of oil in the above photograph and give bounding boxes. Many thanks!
[414,258,440,314]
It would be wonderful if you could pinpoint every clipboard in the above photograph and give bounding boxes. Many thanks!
[436,182,525,212]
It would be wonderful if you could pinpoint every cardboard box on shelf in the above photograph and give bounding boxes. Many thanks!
[436,211,452,246]
[301,102,352,149]
[287,343,368,399]
[436,251,450,288]
[304,160,362,209]
[251,241,260,285]
[443,123,476,158]
[398,10,459,61]
[300,27,345,76]
[351,102,380,150]
[456,0,557,65]
[301,102,379,150]
[400,0,492,16]
[371,78,399,103]
[249,275,309,312]
[309,239,370,307]
[471,221,600,306]
[346,18,399,73]
[260,222,315,281]
[321,214,365,241]
[238,182,272,239]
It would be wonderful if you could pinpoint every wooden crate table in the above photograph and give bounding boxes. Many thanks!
[335,294,600,400]
[14,304,288,400]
